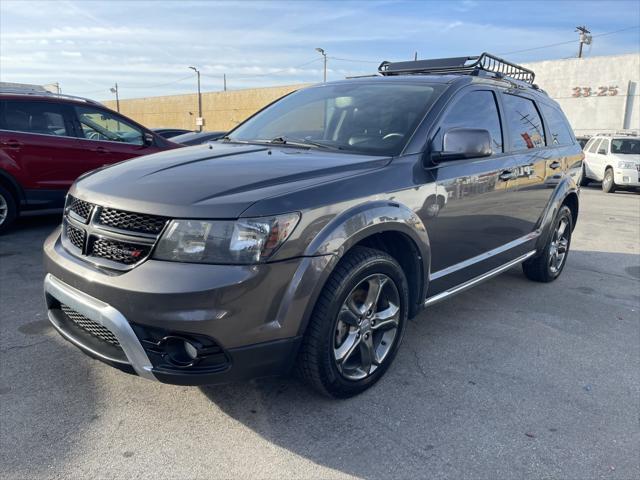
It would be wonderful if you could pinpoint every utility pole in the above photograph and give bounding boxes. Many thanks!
[54,82,61,94]
[315,47,327,82]
[575,26,592,58]
[189,66,203,131]
[109,83,120,112]
[223,73,227,91]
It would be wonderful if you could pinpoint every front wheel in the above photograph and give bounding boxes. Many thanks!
[0,186,17,235]
[522,205,573,283]
[602,168,616,193]
[297,246,408,398]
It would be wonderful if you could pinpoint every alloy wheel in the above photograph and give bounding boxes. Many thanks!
[333,273,400,381]
[549,217,569,274]
[0,194,7,225]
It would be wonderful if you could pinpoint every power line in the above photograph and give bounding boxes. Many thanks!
[328,56,380,64]
[499,25,639,56]
[200,58,322,80]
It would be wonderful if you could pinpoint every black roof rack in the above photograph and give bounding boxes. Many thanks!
[378,52,535,84]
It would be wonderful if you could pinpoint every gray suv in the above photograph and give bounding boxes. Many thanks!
[43,54,582,397]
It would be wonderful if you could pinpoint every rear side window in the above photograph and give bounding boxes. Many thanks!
[438,90,503,153]
[588,138,602,153]
[502,94,545,150]
[598,139,609,155]
[0,100,72,137]
[540,104,574,146]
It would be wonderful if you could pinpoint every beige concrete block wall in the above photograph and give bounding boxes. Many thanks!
[103,83,311,131]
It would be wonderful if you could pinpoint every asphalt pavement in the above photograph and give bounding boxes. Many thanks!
[1,186,639,479]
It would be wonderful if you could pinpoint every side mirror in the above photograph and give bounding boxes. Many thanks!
[143,132,155,146]
[432,128,493,162]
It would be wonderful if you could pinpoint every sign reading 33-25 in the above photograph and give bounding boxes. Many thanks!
[572,86,619,97]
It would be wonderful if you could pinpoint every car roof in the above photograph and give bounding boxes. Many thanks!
[0,92,103,107]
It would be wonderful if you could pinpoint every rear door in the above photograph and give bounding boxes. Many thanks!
[422,87,522,292]
[0,99,79,194]
[502,93,552,237]
[70,104,160,165]
[584,138,602,179]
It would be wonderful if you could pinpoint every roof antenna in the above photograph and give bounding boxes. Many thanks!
[414,51,418,61]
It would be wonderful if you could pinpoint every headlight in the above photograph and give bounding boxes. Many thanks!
[618,161,636,169]
[152,212,300,264]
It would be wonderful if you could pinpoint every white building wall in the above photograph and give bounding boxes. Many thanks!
[522,54,640,136]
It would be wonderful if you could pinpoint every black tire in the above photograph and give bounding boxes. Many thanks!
[579,165,590,187]
[602,168,616,193]
[522,205,573,283]
[297,246,409,398]
[0,185,17,235]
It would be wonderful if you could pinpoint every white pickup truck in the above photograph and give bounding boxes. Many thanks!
[582,135,640,193]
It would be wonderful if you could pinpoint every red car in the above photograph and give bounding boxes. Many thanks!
[0,88,179,233]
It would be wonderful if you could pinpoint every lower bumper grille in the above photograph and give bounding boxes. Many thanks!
[61,304,121,347]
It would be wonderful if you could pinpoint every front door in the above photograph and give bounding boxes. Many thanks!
[419,88,522,295]
[70,104,158,168]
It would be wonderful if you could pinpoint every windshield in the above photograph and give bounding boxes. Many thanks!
[611,138,640,155]
[227,82,444,156]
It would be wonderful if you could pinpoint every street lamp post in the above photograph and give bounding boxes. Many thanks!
[109,83,120,112]
[189,66,203,131]
[315,47,327,82]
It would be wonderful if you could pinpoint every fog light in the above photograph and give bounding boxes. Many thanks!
[161,336,200,367]
[184,340,198,359]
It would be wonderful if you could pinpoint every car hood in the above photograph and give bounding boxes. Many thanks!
[72,142,390,218]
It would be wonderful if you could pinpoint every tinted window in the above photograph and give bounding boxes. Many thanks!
[540,104,574,146]
[502,94,545,150]
[598,139,609,155]
[75,106,143,145]
[588,138,602,153]
[611,138,640,154]
[437,90,503,153]
[229,83,444,156]
[0,100,71,137]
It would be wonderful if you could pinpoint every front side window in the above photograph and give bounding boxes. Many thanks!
[437,90,503,153]
[0,100,71,137]
[540,103,574,146]
[611,138,640,154]
[502,94,545,151]
[75,106,143,145]
[228,82,444,156]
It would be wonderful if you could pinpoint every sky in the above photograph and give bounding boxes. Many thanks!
[1,0,639,100]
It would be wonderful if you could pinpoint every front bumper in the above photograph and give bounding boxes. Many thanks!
[43,229,330,384]
[614,168,640,187]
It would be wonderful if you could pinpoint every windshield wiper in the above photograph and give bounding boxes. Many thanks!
[267,136,345,150]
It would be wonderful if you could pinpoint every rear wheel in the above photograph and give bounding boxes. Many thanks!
[0,186,17,235]
[523,205,573,283]
[602,168,616,193]
[297,246,408,398]
[579,165,590,186]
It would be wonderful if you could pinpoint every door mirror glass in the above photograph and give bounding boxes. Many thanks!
[433,128,492,162]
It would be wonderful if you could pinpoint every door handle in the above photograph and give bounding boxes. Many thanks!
[1,139,22,149]
[499,170,516,181]
[93,146,110,154]
[549,160,562,170]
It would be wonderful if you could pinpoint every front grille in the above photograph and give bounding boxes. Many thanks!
[65,223,85,250]
[91,238,151,265]
[61,200,166,270]
[98,208,167,234]
[67,196,93,222]
[61,304,121,347]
